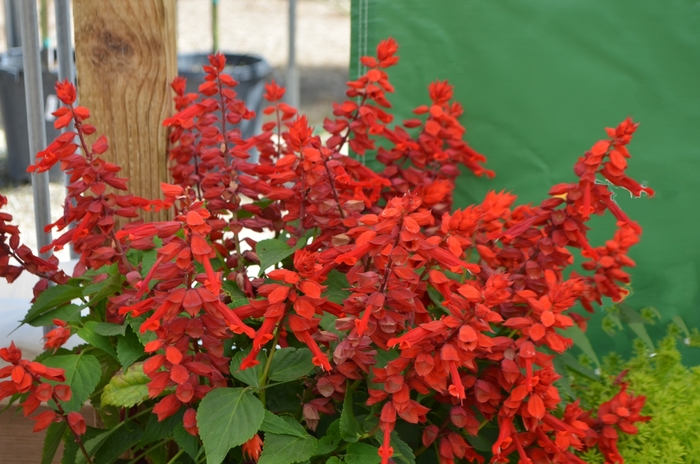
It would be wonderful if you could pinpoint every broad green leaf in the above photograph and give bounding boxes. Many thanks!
[197,387,265,464]
[143,409,184,444]
[258,433,318,464]
[562,325,601,369]
[82,269,122,307]
[117,327,145,368]
[93,421,143,464]
[326,458,342,464]
[174,421,200,459]
[28,303,82,328]
[128,315,157,345]
[467,434,493,452]
[76,427,114,464]
[141,246,160,278]
[320,314,342,337]
[257,238,294,275]
[374,431,415,464]
[222,280,247,300]
[324,270,350,304]
[230,349,267,388]
[345,442,381,464]
[269,347,314,382]
[94,322,126,336]
[339,383,363,443]
[61,428,79,464]
[261,411,309,438]
[313,420,341,456]
[101,363,150,408]
[42,420,68,464]
[77,321,118,359]
[22,284,83,326]
[43,354,101,413]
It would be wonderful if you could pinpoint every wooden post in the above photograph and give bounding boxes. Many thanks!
[73,0,177,221]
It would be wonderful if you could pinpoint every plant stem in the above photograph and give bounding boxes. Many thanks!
[258,316,285,405]
[126,439,169,464]
[166,449,185,464]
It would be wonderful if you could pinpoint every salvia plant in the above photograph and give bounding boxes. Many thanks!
[0,38,655,464]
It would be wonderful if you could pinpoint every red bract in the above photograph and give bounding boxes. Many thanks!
[0,37,654,464]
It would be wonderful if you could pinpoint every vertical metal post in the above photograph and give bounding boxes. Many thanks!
[212,0,219,53]
[19,0,53,260]
[286,0,300,108]
[55,0,79,260]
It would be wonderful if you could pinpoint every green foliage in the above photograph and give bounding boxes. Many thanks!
[100,363,150,408]
[571,336,700,463]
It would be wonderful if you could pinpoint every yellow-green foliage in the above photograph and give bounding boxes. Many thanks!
[572,338,700,463]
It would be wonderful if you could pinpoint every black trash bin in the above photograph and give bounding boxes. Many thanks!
[177,53,272,140]
[0,48,62,182]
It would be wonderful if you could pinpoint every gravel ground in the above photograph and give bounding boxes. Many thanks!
[0,0,350,258]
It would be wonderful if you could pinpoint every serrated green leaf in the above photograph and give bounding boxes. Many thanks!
[257,239,294,275]
[101,363,150,408]
[339,383,363,443]
[77,321,118,359]
[313,420,341,456]
[269,347,314,382]
[258,433,318,464]
[197,387,265,464]
[261,411,309,438]
[230,349,267,388]
[94,322,126,336]
[28,303,82,328]
[43,354,101,413]
[374,431,415,464]
[562,325,601,369]
[345,442,381,464]
[21,284,83,326]
[42,420,68,464]
[174,421,200,459]
[143,409,184,445]
[128,315,157,345]
[324,270,350,304]
[117,327,145,368]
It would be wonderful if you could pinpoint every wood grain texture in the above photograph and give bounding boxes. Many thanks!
[0,404,96,463]
[73,0,177,221]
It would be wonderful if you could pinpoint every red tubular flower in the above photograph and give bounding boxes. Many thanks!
[242,434,263,462]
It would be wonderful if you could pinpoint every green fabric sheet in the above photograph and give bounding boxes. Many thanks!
[350,0,700,362]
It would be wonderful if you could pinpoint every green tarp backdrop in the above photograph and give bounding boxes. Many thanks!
[350,0,700,362]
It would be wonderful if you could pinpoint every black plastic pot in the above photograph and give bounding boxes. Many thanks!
[0,48,62,182]
[177,52,272,139]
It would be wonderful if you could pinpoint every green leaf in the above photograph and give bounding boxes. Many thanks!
[93,421,143,464]
[93,322,126,336]
[128,315,157,345]
[77,321,118,359]
[22,284,83,326]
[101,363,150,408]
[261,411,309,438]
[258,433,318,464]
[374,431,415,464]
[324,270,350,304]
[82,268,122,307]
[141,246,160,278]
[43,354,101,413]
[230,349,267,388]
[628,322,655,351]
[28,303,82,328]
[42,420,68,464]
[117,327,145,368]
[672,315,691,339]
[222,280,247,301]
[313,420,341,456]
[345,442,381,464]
[257,238,294,275]
[326,458,342,464]
[143,409,184,445]
[320,314,342,337]
[562,325,601,369]
[197,387,265,464]
[339,383,363,443]
[174,421,200,459]
[269,347,314,382]
[555,352,599,380]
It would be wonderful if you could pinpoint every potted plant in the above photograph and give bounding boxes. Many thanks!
[0,38,654,463]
